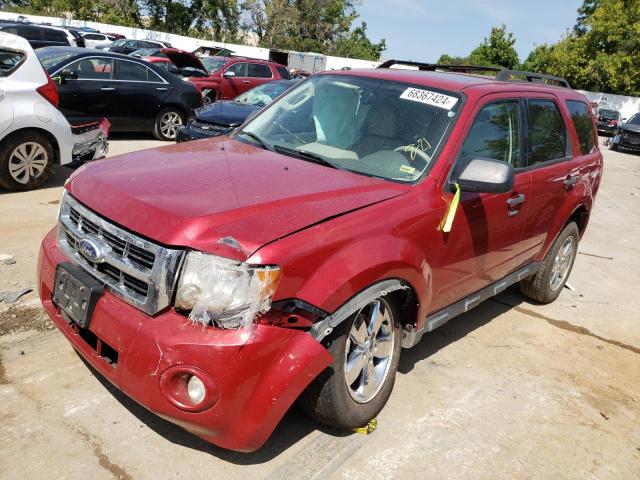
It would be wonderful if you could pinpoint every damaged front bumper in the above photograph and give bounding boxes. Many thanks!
[37,228,332,452]
[70,119,110,161]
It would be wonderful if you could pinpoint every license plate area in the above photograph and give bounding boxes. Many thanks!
[53,263,103,329]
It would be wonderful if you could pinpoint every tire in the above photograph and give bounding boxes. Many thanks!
[153,107,184,141]
[0,131,53,191]
[299,296,402,429]
[520,222,580,304]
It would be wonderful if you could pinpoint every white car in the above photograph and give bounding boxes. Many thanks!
[0,32,108,191]
[80,32,117,49]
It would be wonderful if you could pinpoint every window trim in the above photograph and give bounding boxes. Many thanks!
[518,97,572,171]
[53,56,168,84]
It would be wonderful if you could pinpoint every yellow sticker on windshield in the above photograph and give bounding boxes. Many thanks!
[399,165,416,174]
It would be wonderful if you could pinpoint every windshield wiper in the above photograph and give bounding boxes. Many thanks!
[235,130,274,151]
[272,145,339,170]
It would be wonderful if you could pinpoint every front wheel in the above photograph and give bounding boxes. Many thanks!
[299,296,402,429]
[153,107,184,141]
[520,222,579,304]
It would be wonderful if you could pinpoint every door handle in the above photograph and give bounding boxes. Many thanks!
[242,80,251,84]
[506,193,526,208]
[156,87,168,91]
[564,175,578,188]
[100,87,115,91]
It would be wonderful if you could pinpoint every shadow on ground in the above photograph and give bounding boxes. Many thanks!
[80,286,528,464]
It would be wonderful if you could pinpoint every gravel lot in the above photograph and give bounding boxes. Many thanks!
[0,136,639,480]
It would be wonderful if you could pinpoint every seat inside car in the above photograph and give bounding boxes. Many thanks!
[356,103,401,157]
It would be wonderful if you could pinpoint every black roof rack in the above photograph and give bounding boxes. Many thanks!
[378,59,500,74]
[495,69,570,88]
[378,59,571,88]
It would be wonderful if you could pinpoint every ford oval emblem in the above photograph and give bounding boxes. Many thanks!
[78,236,105,263]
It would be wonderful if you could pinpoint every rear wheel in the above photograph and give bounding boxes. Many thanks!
[299,296,402,429]
[0,131,53,191]
[520,222,579,304]
[153,107,184,141]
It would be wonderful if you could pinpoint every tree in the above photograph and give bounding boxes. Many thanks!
[468,24,519,69]
[332,21,385,60]
[574,0,601,35]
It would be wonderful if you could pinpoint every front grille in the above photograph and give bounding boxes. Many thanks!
[57,193,184,315]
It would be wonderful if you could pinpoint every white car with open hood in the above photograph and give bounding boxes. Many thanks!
[0,32,109,191]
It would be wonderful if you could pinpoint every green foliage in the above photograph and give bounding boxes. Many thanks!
[242,0,386,60]
[525,0,640,95]
[438,24,519,69]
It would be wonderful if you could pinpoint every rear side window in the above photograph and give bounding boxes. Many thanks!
[248,63,272,78]
[0,49,25,77]
[527,100,567,166]
[455,101,521,174]
[43,29,67,42]
[116,60,149,81]
[566,100,596,154]
[83,34,101,40]
[17,26,41,41]
[276,65,291,79]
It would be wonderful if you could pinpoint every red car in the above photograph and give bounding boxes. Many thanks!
[38,61,602,452]
[141,50,290,103]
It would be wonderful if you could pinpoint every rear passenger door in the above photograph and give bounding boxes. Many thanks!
[519,96,582,256]
[113,59,167,128]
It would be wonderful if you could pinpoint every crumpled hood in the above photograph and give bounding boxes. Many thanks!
[67,137,409,260]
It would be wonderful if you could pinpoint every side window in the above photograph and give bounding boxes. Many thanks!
[84,34,99,40]
[225,62,247,77]
[276,65,291,79]
[44,29,66,42]
[64,58,114,80]
[115,60,149,81]
[125,40,136,48]
[17,26,41,41]
[0,49,25,76]
[455,101,521,175]
[527,100,567,165]
[566,100,596,155]
[248,63,272,78]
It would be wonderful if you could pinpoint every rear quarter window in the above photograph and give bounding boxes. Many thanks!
[0,49,25,77]
[566,100,596,154]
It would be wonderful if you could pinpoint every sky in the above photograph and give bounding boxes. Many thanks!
[358,0,583,62]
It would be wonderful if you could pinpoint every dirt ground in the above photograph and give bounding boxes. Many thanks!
[0,136,639,480]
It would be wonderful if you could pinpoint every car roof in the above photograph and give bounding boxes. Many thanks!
[321,68,586,99]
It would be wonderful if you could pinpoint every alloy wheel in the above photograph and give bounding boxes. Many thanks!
[550,236,575,291]
[344,298,395,404]
[160,111,183,139]
[8,142,48,185]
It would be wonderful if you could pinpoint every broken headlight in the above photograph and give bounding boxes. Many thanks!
[175,251,281,329]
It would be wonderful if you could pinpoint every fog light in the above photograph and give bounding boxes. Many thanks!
[187,375,206,404]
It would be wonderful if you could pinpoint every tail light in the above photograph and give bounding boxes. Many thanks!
[36,72,59,108]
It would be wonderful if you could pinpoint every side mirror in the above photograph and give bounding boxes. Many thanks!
[222,71,235,78]
[456,158,515,194]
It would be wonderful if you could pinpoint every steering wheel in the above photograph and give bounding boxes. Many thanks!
[279,82,314,111]
[394,145,431,164]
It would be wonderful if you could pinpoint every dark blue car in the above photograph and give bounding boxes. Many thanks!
[176,80,298,142]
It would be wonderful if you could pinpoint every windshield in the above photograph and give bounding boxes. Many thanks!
[112,39,127,46]
[201,57,225,73]
[235,82,293,107]
[599,109,620,120]
[36,48,77,70]
[626,114,640,125]
[239,74,461,182]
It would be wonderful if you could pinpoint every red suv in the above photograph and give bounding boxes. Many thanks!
[38,61,602,452]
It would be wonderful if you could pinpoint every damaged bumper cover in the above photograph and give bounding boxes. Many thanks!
[70,119,110,161]
[37,229,332,452]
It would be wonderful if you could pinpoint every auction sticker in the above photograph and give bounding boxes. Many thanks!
[400,88,458,110]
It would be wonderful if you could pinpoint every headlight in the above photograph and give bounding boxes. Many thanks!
[175,251,281,329]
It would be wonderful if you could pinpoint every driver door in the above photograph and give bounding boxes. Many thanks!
[220,62,248,99]
[431,97,532,311]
